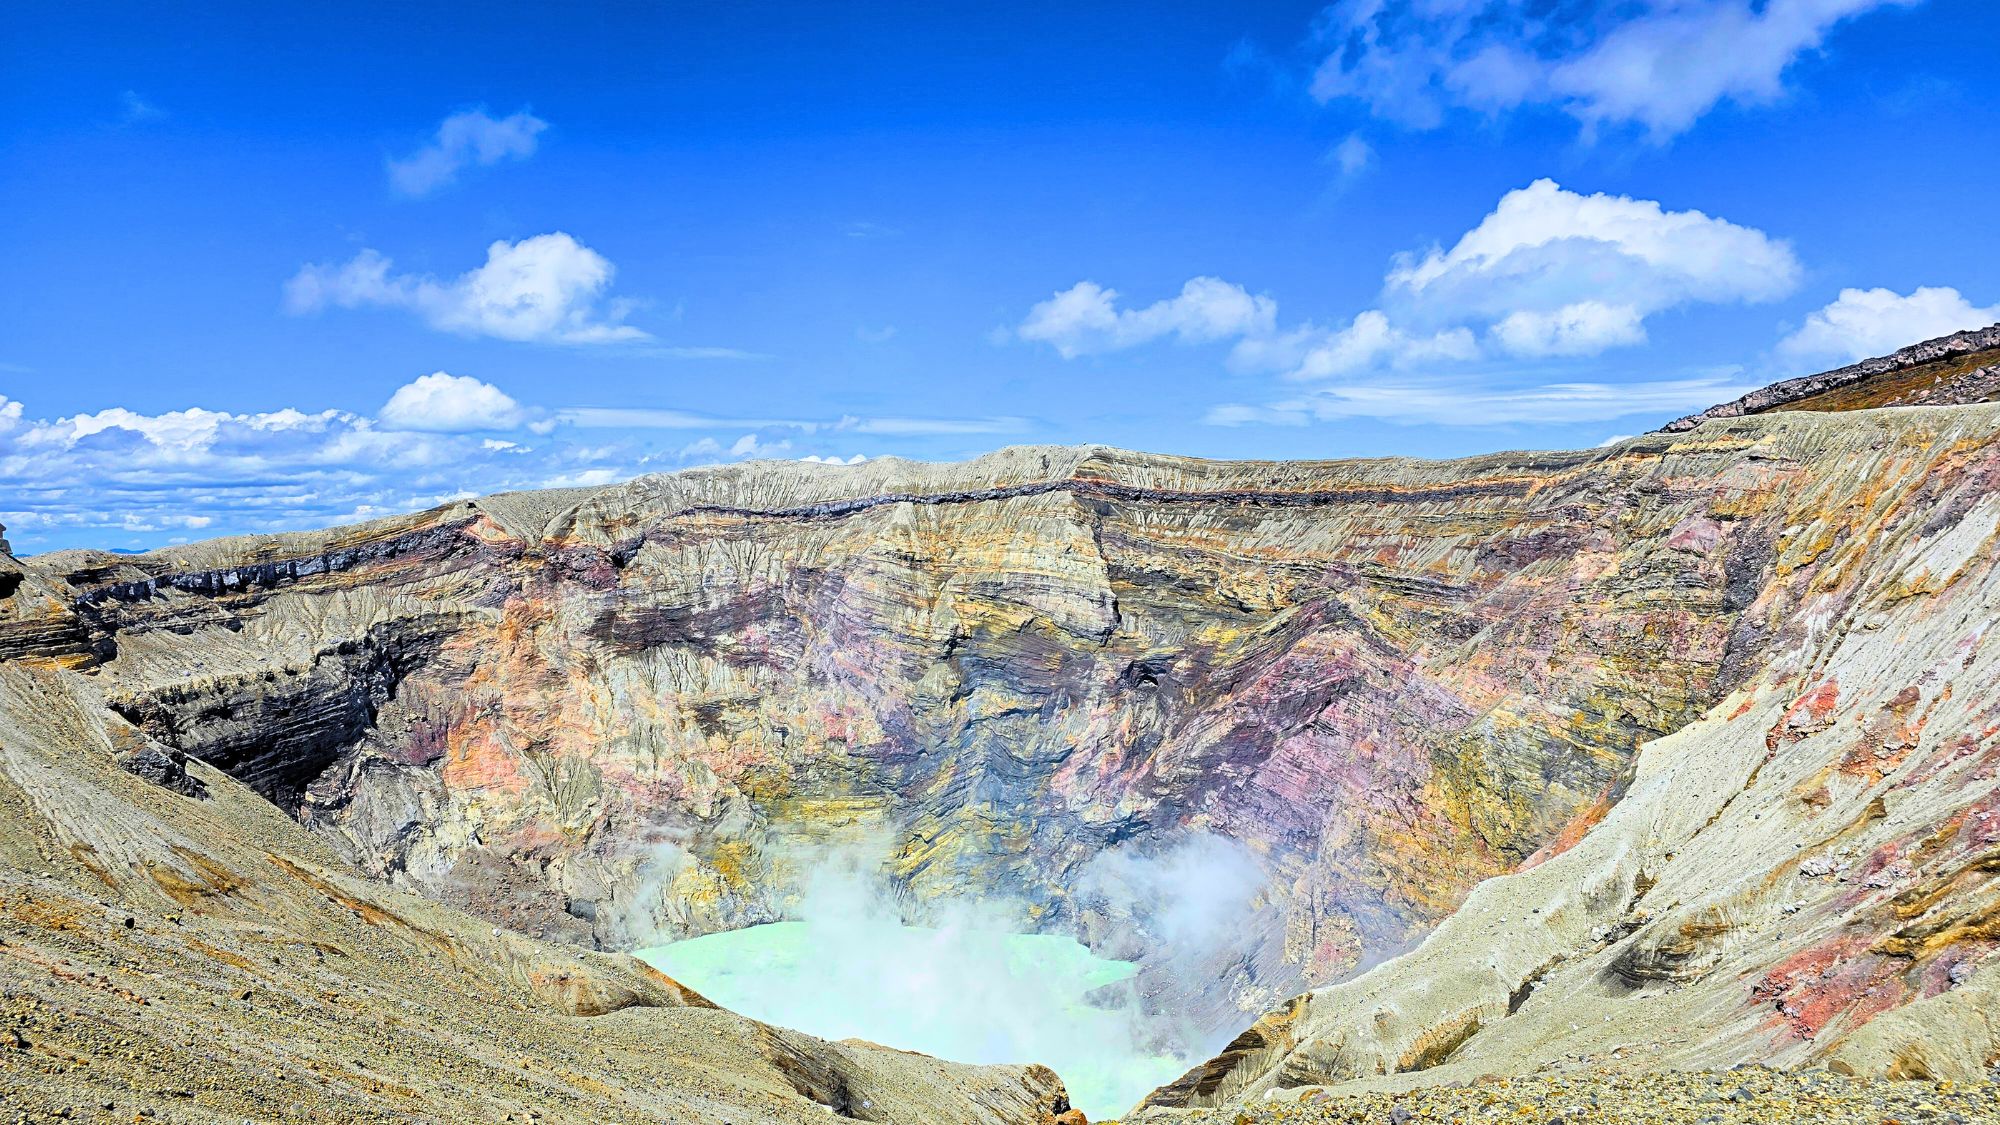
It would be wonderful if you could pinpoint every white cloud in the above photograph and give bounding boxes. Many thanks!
[25,404,353,462]
[1310,0,1917,140]
[0,401,480,543]
[728,434,792,459]
[1549,0,1919,138]
[1017,277,1277,358]
[1489,302,1647,357]
[1386,179,1800,330]
[680,439,869,466]
[0,372,1034,549]
[1021,180,1794,386]
[388,108,548,197]
[1225,311,1477,382]
[285,233,648,345]
[1018,180,1801,429]
[379,372,529,432]
[1778,286,2000,367]
[541,468,623,488]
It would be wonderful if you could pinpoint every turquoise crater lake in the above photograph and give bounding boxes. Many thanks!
[636,918,1188,1120]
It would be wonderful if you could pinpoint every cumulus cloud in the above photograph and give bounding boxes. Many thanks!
[1021,180,1795,395]
[1223,311,1477,382]
[1385,179,1800,337]
[1018,277,1277,358]
[1017,180,1800,428]
[378,372,530,432]
[285,233,648,345]
[1310,0,1916,139]
[0,397,512,550]
[1777,286,2000,367]
[388,108,548,197]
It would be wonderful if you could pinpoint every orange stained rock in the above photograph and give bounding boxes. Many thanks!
[1753,935,1908,1042]
[439,724,528,794]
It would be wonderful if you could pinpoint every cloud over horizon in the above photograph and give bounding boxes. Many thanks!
[0,374,1031,552]
[378,372,534,432]
[1778,285,2000,367]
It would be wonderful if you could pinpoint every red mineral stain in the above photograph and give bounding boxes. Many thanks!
[1752,935,1907,1041]
[1768,678,1841,752]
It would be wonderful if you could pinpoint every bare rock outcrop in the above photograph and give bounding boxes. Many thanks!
[1661,323,2000,431]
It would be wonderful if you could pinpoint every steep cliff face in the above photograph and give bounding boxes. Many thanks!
[1139,406,2000,1115]
[20,384,2000,1055]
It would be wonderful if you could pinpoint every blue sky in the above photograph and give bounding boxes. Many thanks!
[3,1,1997,552]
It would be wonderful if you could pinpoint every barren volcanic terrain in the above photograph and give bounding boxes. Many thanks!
[5,330,2000,1122]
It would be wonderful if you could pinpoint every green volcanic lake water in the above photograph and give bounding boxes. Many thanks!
[636,918,1188,1119]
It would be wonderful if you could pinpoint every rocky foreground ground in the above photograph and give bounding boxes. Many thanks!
[1121,1068,1999,1125]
